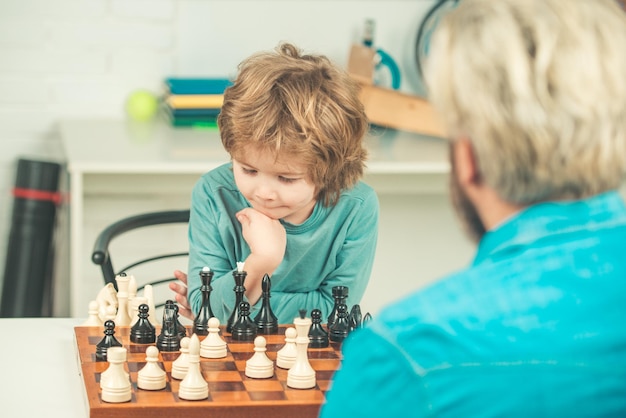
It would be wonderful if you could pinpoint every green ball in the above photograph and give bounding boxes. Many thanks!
[125,90,158,122]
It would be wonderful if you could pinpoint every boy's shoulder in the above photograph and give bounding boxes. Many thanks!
[197,162,233,184]
[193,162,236,196]
[341,180,377,202]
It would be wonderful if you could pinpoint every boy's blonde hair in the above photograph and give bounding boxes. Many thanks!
[218,43,368,206]
[425,0,626,204]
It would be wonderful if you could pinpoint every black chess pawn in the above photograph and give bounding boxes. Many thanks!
[308,308,329,348]
[329,303,351,343]
[327,285,349,328]
[226,268,247,333]
[157,303,181,352]
[231,301,257,341]
[193,266,215,336]
[349,304,363,331]
[96,320,123,361]
[130,303,156,344]
[254,274,278,334]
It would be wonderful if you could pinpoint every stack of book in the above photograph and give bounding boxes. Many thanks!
[161,77,233,128]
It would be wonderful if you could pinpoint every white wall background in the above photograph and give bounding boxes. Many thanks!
[0,0,476,317]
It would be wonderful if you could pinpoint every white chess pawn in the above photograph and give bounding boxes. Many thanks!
[114,274,132,326]
[101,347,132,403]
[105,305,117,322]
[171,336,191,380]
[143,284,159,325]
[100,347,130,390]
[82,300,103,327]
[245,336,274,379]
[137,346,167,390]
[287,313,316,389]
[276,327,298,369]
[127,275,138,317]
[200,317,227,359]
[129,296,148,326]
[178,334,209,400]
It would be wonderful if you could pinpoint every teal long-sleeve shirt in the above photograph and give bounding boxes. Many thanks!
[187,162,379,325]
[322,191,626,417]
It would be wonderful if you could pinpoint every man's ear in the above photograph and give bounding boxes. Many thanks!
[452,137,481,187]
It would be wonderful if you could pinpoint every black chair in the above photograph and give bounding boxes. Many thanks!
[91,209,190,308]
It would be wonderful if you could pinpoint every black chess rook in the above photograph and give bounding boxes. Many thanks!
[327,285,349,328]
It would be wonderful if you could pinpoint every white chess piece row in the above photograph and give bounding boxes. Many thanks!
[100,313,317,404]
[81,273,159,327]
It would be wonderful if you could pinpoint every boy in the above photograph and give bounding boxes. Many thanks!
[170,43,379,325]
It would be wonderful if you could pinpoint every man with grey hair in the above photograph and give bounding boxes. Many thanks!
[321,0,626,416]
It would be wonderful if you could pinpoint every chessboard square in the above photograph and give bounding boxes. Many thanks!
[310,359,341,370]
[161,352,179,362]
[203,370,243,382]
[231,351,253,361]
[127,361,146,372]
[284,388,326,402]
[200,360,237,372]
[308,349,340,360]
[227,342,256,353]
[208,380,246,392]
[266,343,283,352]
[316,370,337,381]
[317,379,333,392]
[248,390,288,401]
[134,387,176,403]
[129,344,150,354]
[243,379,284,392]
[208,390,252,402]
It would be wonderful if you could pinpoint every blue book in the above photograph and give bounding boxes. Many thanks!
[164,105,221,118]
[164,78,232,95]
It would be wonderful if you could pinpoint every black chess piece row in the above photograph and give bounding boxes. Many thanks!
[310,285,373,346]
[96,299,188,361]
[189,266,277,341]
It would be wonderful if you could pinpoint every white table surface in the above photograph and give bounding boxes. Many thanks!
[0,318,86,418]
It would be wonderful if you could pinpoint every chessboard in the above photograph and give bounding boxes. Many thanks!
[74,325,342,418]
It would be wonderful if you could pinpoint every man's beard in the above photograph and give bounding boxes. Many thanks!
[449,149,487,244]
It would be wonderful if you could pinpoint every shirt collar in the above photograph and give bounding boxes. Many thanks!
[473,190,626,265]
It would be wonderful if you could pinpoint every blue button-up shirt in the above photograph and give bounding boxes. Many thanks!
[322,191,626,417]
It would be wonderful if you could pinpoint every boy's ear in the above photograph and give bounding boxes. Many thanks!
[452,137,481,187]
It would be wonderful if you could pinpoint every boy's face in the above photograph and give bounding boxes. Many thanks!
[232,147,317,225]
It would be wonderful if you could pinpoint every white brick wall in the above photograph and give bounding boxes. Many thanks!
[0,0,440,316]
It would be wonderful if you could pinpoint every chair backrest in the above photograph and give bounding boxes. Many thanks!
[91,209,190,312]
